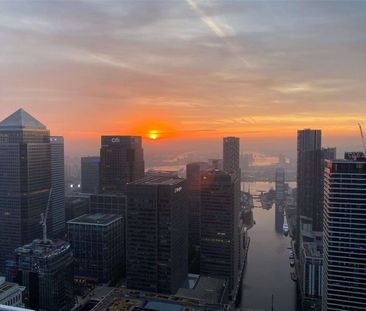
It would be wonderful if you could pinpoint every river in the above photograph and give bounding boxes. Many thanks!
[240,182,298,311]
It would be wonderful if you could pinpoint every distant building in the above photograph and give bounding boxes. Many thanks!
[67,213,124,284]
[186,162,209,248]
[0,109,52,272]
[49,136,65,238]
[7,239,74,311]
[297,129,323,234]
[65,194,90,222]
[81,156,100,194]
[208,159,223,170]
[200,170,240,293]
[321,147,336,162]
[322,153,366,311]
[89,193,126,215]
[126,176,188,294]
[0,277,25,308]
[223,137,240,179]
[99,136,144,194]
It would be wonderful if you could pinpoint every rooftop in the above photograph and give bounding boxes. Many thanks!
[68,213,122,226]
[0,109,46,130]
[14,239,70,259]
[129,175,184,186]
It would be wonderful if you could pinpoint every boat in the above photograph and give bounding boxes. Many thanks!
[283,223,289,236]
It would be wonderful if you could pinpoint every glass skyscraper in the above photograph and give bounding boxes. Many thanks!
[322,153,366,311]
[0,109,51,272]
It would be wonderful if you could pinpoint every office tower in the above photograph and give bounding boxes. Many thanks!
[99,136,144,194]
[208,159,223,170]
[126,176,187,294]
[322,153,366,311]
[275,166,286,206]
[223,137,240,177]
[89,193,126,215]
[186,162,209,248]
[200,170,240,293]
[81,156,100,194]
[297,129,322,233]
[321,147,336,161]
[49,136,65,238]
[0,277,25,308]
[0,109,51,272]
[7,239,74,311]
[67,213,124,284]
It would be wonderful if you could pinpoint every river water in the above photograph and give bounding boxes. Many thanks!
[240,182,298,311]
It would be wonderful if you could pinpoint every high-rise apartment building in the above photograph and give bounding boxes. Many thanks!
[0,109,52,272]
[275,166,286,206]
[126,176,187,294]
[49,136,65,238]
[7,239,74,311]
[186,162,209,248]
[81,156,100,194]
[322,153,366,311]
[297,129,323,233]
[99,136,144,194]
[67,213,124,284]
[200,169,240,293]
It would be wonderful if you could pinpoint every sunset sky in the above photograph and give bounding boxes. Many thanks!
[1,0,366,155]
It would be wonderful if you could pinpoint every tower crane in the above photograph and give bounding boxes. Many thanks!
[40,189,52,243]
[358,123,366,155]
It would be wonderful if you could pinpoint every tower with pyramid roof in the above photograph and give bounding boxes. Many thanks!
[0,109,53,272]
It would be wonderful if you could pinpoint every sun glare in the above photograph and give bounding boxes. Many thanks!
[148,131,159,140]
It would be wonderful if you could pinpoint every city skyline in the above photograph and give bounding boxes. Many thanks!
[1,1,366,155]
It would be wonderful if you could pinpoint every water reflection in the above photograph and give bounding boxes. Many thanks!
[240,182,298,311]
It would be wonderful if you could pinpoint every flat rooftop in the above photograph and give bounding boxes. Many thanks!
[129,175,184,186]
[14,239,70,259]
[68,213,122,226]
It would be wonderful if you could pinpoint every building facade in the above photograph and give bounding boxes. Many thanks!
[223,137,240,179]
[6,239,74,311]
[67,213,124,284]
[99,136,144,194]
[322,153,366,311]
[49,136,65,238]
[200,170,240,293]
[0,277,25,308]
[126,176,188,294]
[0,109,52,272]
[81,156,100,194]
[89,193,126,215]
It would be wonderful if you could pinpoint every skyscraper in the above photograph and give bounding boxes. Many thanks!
[99,136,144,194]
[297,129,323,233]
[7,239,74,311]
[0,109,51,272]
[322,153,366,311]
[126,176,187,294]
[223,137,240,178]
[186,162,209,248]
[81,156,100,194]
[200,169,240,293]
[275,166,286,206]
[49,136,65,238]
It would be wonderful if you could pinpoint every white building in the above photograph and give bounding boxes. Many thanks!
[0,277,25,308]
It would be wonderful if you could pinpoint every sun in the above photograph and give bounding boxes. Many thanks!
[148,130,159,140]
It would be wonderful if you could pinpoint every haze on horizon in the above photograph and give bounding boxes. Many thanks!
[1,0,366,157]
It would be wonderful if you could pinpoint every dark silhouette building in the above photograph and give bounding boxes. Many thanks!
[0,109,52,272]
[81,156,100,194]
[126,176,187,294]
[223,137,240,179]
[99,136,144,194]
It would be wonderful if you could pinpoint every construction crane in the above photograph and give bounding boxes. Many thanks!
[40,189,52,243]
[358,123,366,155]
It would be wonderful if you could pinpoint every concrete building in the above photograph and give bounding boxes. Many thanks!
[67,213,124,284]
[6,239,74,311]
[0,277,25,308]
[0,109,52,272]
[49,136,65,238]
[99,136,144,194]
[200,170,240,294]
[322,153,366,311]
[81,156,100,194]
[126,176,188,294]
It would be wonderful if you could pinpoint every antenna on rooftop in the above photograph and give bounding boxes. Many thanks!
[358,123,366,155]
[40,189,52,243]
